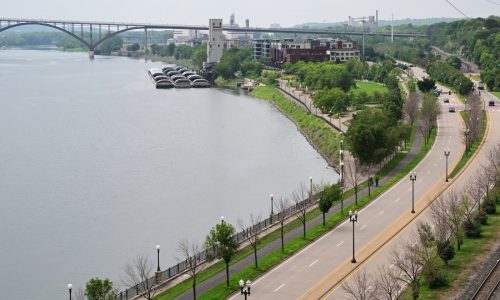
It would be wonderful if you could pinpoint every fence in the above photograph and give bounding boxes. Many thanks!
[116,193,319,299]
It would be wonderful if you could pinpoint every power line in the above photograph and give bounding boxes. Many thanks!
[485,0,500,5]
[445,0,470,19]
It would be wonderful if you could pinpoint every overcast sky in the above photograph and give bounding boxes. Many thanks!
[2,0,499,27]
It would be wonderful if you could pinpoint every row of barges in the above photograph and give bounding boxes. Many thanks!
[148,66,210,89]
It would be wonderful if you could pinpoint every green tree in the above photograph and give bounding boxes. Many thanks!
[417,78,436,92]
[127,43,140,52]
[436,239,454,265]
[346,108,392,165]
[192,46,207,68]
[313,88,351,114]
[446,56,462,70]
[85,278,116,300]
[205,220,238,286]
[319,184,342,225]
[96,36,123,55]
[167,43,176,56]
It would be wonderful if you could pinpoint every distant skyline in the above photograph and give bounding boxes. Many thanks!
[2,0,499,27]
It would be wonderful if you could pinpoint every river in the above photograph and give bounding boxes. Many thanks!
[0,49,338,299]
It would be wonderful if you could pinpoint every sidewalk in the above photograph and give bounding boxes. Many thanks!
[171,129,423,300]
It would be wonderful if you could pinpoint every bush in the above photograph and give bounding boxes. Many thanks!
[475,209,488,225]
[483,198,496,214]
[463,220,481,238]
[428,270,448,288]
[437,239,455,265]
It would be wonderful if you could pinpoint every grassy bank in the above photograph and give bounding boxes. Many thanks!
[214,77,243,91]
[492,91,500,99]
[251,86,340,165]
[449,110,487,179]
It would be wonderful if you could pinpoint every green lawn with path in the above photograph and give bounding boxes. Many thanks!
[350,80,389,96]
[491,91,500,99]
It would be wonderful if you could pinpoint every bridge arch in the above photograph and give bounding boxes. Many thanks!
[0,22,91,50]
[91,26,145,49]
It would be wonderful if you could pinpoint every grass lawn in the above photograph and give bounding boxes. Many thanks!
[351,80,389,96]
[491,91,500,99]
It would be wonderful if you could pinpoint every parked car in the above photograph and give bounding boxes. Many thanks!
[444,98,450,103]
[449,107,456,113]
[489,100,496,106]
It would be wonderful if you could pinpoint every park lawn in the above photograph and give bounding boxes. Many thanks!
[491,91,500,100]
[351,80,389,96]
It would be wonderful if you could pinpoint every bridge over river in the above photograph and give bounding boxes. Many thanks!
[0,17,425,59]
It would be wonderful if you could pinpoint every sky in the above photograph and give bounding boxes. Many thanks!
[1,0,499,27]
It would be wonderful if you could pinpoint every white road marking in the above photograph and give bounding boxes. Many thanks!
[395,197,400,203]
[360,224,367,230]
[274,283,285,292]
[378,210,385,215]
[337,241,344,247]
[308,260,318,267]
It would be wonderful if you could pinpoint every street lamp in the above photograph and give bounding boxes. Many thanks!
[156,244,161,272]
[349,210,358,263]
[270,194,274,222]
[410,171,417,214]
[239,279,251,299]
[67,283,73,300]
[444,149,450,182]
[340,162,345,186]
[221,216,225,224]
[309,176,313,203]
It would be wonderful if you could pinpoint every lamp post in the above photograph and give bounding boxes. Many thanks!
[340,162,345,186]
[444,149,450,182]
[67,283,73,300]
[156,244,161,272]
[270,194,274,222]
[239,279,251,300]
[410,171,417,213]
[349,210,358,263]
[221,216,225,224]
[309,176,313,203]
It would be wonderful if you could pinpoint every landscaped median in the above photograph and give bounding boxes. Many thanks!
[449,111,488,179]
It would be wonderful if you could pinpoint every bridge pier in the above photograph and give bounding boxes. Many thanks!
[89,50,94,60]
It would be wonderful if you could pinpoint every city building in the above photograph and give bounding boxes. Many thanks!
[327,39,360,62]
[207,18,224,64]
[253,39,272,60]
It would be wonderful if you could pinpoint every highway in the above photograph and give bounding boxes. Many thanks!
[228,67,465,299]
[328,83,500,300]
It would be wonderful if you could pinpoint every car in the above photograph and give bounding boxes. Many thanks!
[444,98,450,103]
[449,107,456,113]
[489,100,496,106]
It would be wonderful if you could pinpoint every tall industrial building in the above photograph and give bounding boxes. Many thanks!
[207,19,224,63]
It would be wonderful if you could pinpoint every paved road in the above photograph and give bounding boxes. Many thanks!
[328,86,500,300]
[227,68,465,299]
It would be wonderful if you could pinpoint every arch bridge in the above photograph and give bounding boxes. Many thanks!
[0,17,426,59]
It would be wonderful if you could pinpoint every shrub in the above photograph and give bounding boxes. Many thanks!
[475,209,488,225]
[463,220,481,238]
[428,270,448,288]
[436,239,455,265]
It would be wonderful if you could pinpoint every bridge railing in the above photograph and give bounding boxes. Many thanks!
[116,192,319,299]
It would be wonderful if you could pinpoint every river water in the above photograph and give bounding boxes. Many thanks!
[0,49,338,299]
